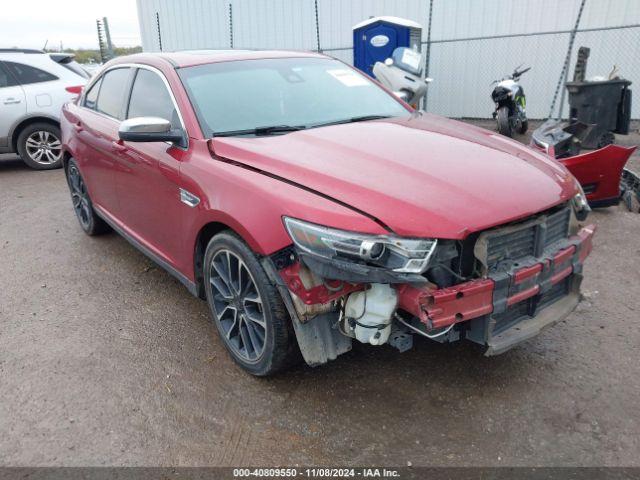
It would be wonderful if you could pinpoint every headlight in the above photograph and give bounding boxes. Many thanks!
[571,179,591,221]
[283,217,437,274]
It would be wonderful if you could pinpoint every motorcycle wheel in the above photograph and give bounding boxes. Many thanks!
[496,106,513,137]
[518,119,529,134]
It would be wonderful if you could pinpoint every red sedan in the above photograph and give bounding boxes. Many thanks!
[61,50,600,376]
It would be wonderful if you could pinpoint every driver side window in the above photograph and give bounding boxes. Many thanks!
[127,68,179,129]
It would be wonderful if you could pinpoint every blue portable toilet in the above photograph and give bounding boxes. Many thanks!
[353,16,423,77]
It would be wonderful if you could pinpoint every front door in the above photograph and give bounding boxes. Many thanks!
[114,67,186,268]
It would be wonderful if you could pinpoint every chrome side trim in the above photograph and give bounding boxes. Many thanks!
[93,205,199,298]
[179,188,200,207]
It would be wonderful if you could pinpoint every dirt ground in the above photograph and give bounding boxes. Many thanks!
[1,120,639,467]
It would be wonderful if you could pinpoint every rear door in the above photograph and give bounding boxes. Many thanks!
[0,62,25,147]
[75,67,133,217]
[3,61,61,119]
[114,66,186,267]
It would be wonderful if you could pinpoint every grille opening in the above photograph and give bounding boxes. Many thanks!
[484,205,571,272]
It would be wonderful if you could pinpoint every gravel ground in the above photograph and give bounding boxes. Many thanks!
[0,120,639,467]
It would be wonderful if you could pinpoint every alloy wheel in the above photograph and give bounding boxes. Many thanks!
[209,249,267,363]
[66,164,92,230]
[25,130,62,165]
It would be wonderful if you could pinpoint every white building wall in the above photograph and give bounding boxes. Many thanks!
[137,0,640,118]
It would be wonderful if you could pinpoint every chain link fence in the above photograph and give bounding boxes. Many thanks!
[422,24,640,119]
[146,0,640,119]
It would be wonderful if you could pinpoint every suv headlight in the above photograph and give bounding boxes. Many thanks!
[283,217,437,274]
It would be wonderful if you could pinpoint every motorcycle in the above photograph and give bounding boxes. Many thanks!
[372,47,431,108]
[491,65,530,137]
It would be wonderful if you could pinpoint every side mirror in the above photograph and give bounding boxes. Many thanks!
[118,117,186,148]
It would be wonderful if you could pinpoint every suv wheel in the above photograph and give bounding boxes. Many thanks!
[204,232,296,376]
[65,158,110,235]
[17,123,63,170]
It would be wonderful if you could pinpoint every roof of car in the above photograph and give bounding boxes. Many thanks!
[110,49,327,69]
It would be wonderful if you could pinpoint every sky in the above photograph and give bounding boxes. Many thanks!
[1,0,141,50]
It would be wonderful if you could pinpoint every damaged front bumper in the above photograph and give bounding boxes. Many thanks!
[397,224,594,355]
[531,120,637,208]
[267,222,595,364]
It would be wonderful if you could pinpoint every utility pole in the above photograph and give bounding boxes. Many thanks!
[423,0,434,111]
[103,17,115,58]
[228,3,234,48]
[156,12,163,52]
[549,0,587,119]
[96,19,111,63]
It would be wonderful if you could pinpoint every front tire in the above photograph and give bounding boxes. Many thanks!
[17,123,63,170]
[65,158,110,236]
[496,106,513,137]
[203,232,296,376]
[518,119,529,135]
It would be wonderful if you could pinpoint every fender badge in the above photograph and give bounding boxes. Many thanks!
[179,188,200,207]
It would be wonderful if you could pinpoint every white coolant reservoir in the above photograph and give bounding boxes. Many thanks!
[344,284,398,345]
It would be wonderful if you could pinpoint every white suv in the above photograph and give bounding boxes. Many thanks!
[0,49,90,169]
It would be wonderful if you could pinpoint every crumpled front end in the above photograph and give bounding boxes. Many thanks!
[397,213,595,356]
[264,205,596,366]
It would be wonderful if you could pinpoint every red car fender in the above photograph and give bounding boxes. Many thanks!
[559,144,637,205]
[178,140,388,283]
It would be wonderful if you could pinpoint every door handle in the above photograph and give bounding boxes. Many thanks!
[3,98,21,105]
[111,141,127,153]
[73,122,83,133]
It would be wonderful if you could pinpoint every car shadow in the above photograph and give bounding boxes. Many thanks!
[269,330,534,390]
[0,155,28,172]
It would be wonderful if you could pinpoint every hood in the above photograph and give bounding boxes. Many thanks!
[210,114,576,239]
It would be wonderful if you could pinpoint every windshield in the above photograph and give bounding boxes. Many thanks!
[177,57,410,137]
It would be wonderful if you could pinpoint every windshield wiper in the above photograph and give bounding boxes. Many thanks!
[309,115,393,129]
[214,125,305,137]
[348,115,393,122]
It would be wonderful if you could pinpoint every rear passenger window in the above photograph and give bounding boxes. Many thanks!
[4,61,57,85]
[0,63,18,88]
[127,68,179,128]
[96,68,130,119]
[84,77,102,110]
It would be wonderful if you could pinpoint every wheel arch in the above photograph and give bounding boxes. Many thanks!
[62,151,73,172]
[10,115,59,151]
[193,220,249,300]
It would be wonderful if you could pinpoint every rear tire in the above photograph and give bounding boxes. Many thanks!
[17,123,63,170]
[203,231,296,376]
[64,158,110,236]
[496,106,513,137]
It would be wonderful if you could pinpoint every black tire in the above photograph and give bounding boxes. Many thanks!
[518,119,529,135]
[203,231,296,376]
[496,106,513,137]
[16,122,63,170]
[64,158,110,236]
